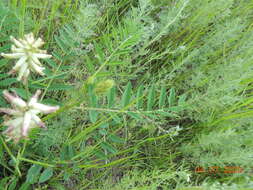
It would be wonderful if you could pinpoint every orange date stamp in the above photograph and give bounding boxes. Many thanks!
[195,166,243,174]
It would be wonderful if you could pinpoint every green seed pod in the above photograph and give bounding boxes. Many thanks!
[94,79,115,95]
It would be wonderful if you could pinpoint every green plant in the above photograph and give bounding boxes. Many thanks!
[0,0,253,189]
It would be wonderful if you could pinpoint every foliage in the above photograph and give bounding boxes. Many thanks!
[0,0,253,189]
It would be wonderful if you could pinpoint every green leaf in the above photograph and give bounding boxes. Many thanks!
[0,78,17,86]
[114,49,131,56]
[96,72,112,77]
[99,128,107,135]
[127,112,142,120]
[0,177,9,188]
[44,58,57,68]
[155,110,176,117]
[26,164,42,184]
[60,145,76,160]
[18,182,31,190]
[10,88,31,100]
[41,98,61,106]
[0,74,8,79]
[94,43,105,62]
[88,84,98,123]
[8,177,18,190]
[54,36,68,53]
[136,85,144,109]
[0,44,10,52]
[178,94,187,105]
[94,150,107,160]
[85,56,95,73]
[121,82,132,107]
[159,86,166,109]
[0,59,8,68]
[168,106,185,112]
[110,113,122,124]
[107,61,129,66]
[108,134,125,144]
[52,51,64,61]
[88,85,97,106]
[101,142,118,154]
[47,84,74,91]
[168,88,176,107]
[0,96,7,107]
[29,83,45,90]
[147,85,155,111]
[0,142,3,161]
[107,86,116,108]
[99,123,109,129]
[39,168,53,183]
[89,110,98,123]
[143,113,158,120]
[59,27,76,48]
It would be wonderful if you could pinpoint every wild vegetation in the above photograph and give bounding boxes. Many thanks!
[0,0,253,189]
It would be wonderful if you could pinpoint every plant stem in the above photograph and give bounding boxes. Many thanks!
[24,80,29,100]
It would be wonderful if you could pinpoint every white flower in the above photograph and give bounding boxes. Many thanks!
[0,90,59,142]
[0,33,52,82]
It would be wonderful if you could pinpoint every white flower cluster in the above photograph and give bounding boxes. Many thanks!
[0,33,59,142]
[0,90,59,142]
[1,33,51,82]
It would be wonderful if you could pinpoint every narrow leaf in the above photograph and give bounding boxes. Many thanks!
[147,85,155,111]
[136,85,144,109]
[101,142,118,154]
[26,164,42,184]
[143,112,158,120]
[10,88,31,100]
[89,110,97,123]
[168,88,176,107]
[110,113,122,124]
[0,59,8,68]
[47,84,74,91]
[107,61,129,66]
[159,86,166,109]
[44,59,57,68]
[19,182,30,190]
[0,78,17,86]
[8,177,18,190]
[107,86,116,108]
[108,134,125,144]
[178,94,187,105]
[88,85,98,123]
[39,168,53,183]
[121,82,132,107]
[127,112,142,120]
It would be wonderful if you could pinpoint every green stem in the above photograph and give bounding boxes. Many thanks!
[0,136,22,177]
[24,80,29,99]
